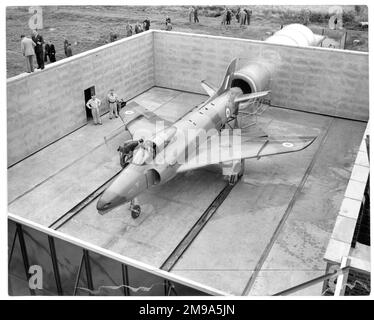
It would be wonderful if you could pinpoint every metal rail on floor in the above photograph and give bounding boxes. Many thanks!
[48,171,122,230]
[241,118,335,295]
[160,182,236,272]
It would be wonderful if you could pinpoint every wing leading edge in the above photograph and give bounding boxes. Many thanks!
[177,135,317,173]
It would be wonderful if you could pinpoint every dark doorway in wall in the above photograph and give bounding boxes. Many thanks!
[84,86,95,121]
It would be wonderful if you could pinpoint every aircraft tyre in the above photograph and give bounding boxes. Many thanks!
[131,204,141,219]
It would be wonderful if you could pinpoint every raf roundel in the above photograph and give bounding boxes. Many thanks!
[124,110,134,115]
[225,107,231,118]
[282,142,294,148]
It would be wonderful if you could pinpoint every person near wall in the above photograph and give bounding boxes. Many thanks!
[64,39,69,56]
[117,98,126,115]
[235,7,241,22]
[221,7,227,26]
[44,41,50,62]
[126,23,133,37]
[32,29,44,70]
[134,22,141,34]
[143,17,151,31]
[226,8,232,25]
[165,16,171,25]
[48,41,56,62]
[86,94,102,125]
[245,9,252,25]
[20,35,36,73]
[189,7,194,23]
[239,8,247,27]
[193,7,199,23]
[166,22,173,31]
[107,89,119,119]
[66,43,73,57]
[138,22,144,33]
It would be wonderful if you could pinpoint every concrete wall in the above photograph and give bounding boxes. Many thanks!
[153,31,369,121]
[8,31,369,166]
[7,32,154,166]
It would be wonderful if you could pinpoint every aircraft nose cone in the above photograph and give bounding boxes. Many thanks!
[96,199,111,211]
[96,190,127,213]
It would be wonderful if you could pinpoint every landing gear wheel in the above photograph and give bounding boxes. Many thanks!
[131,204,141,219]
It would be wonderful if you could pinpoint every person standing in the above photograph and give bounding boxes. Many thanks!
[143,17,151,31]
[20,35,36,73]
[193,7,199,23]
[107,89,119,119]
[226,8,232,25]
[246,9,252,25]
[221,7,227,25]
[239,8,246,27]
[126,23,133,37]
[32,29,44,69]
[44,41,50,62]
[49,41,56,62]
[66,43,73,57]
[236,7,241,22]
[189,6,194,23]
[138,22,144,33]
[86,94,102,125]
[134,22,141,34]
[64,39,69,56]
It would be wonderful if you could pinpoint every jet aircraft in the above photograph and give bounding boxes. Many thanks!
[97,58,316,218]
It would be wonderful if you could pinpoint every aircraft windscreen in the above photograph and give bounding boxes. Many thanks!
[131,141,154,166]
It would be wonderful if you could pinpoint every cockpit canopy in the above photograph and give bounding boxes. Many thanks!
[131,127,177,166]
[132,140,156,166]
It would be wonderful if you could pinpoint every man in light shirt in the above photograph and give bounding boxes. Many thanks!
[107,89,119,119]
[20,35,36,73]
[86,94,102,125]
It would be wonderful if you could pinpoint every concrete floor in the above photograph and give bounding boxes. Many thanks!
[8,87,367,295]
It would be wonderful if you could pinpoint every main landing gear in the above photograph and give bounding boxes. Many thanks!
[130,198,141,219]
[228,159,245,185]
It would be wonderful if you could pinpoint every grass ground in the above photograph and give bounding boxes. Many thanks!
[6,5,368,78]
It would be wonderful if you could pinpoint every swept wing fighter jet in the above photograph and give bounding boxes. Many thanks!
[97,58,316,218]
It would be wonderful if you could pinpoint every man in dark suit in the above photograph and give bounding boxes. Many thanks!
[49,41,56,62]
[143,17,150,31]
[66,43,73,57]
[44,42,50,62]
[32,29,44,69]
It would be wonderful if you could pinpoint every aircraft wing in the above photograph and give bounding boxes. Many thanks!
[119,101,172,140]
[177,134,316,173]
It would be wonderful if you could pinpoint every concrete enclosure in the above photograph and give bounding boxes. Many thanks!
[7,32,154,166]
[7,30,369,166]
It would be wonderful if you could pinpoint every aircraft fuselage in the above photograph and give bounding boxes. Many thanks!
[96,87,243,212]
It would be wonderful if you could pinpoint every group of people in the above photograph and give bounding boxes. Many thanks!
[125,18,151,37]
[20,30,56,73]
[221,7,252,26]
[188,6,200,23]
[20,29,75,73]
[85,89,126,125]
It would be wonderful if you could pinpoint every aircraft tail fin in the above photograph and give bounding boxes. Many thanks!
[200,58,237,98]
[216,58,237,95]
